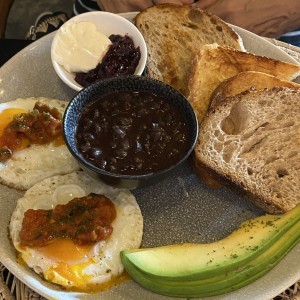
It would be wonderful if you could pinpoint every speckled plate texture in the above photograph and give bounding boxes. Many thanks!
[0,14,300,300]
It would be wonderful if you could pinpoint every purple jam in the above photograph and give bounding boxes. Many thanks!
[75,34,141,87]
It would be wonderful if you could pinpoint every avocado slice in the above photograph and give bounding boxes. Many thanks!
[121,204,300,281]
[121,218,300,297]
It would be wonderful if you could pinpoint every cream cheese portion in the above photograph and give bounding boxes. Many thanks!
[53,21,112,73]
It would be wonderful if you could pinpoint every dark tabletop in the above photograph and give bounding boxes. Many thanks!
[0,39,33,67]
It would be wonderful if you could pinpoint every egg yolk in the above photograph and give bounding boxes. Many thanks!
[0,108,31,152]
[0,108,27,136]
[52,134,65,146]
[34,238,129,292]
[36,238,94,263]
[0,108,31,153]
[44,261,94,291]
[37,238,94,290]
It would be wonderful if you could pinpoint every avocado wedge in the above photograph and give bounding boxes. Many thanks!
[122,204,300,280]
[121,204,300,298]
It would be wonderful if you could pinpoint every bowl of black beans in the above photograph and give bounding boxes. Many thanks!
[63,75,198,189]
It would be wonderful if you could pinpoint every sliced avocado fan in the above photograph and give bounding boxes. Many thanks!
[121,204,300,298]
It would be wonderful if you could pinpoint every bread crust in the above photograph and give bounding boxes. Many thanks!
[211,71,300,106]
[194,155,287,214]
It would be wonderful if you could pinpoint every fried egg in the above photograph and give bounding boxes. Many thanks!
[9,171,143,292]
[0,97,80,190]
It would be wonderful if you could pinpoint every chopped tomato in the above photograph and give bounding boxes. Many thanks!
[19,194,117,247]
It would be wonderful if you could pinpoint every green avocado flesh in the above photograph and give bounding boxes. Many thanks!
[121,204,300,298]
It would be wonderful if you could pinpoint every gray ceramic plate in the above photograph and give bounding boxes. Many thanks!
[0,13,299,300]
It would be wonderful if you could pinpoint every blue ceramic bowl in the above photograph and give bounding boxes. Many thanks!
[63,75,198,189]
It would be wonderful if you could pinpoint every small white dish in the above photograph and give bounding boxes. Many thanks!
[51,11,147,91]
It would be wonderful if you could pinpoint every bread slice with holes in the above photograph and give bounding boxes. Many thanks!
[188,44,300,123]
[211,71,300,106]
[135,4,245,97]
[194,87,300,214]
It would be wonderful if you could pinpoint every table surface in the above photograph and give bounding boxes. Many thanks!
[0,38,33,67]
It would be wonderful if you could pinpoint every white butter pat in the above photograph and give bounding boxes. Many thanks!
[52,21,112,73]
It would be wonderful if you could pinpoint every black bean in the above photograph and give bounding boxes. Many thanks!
[83,119,93,130]
[93,109,100,118]
[134,156,143,163]
[108,164,117,172]
[92,148,102,157]
[153,130,163,142]
[93,123,102,135]
[113,125,126,138]
[135,140,142,152]
[82,132,94,142]
[121,139,130,150]
[136,163,143,170]
[137,108,148,117]
[98,159,107,169]
[110,141,118,149]
[116,149,127,158]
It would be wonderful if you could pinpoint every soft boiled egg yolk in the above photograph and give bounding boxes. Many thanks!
[0,108,30,151]
[36,238,96,291]
[0,108,27,135]
[24,237,129,292]
[36,238,94,264]
[52,134,65,146]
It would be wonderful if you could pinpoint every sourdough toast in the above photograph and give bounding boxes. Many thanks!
[188,44,300,123]
[135,4,245,97]
[194,87,300,214]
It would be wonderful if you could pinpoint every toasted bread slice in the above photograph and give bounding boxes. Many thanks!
[195,87,300,214]
[135,4,245,97]
[188,44,300,123]
[211,71,300,106]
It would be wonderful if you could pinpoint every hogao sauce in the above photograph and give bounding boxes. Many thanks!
[76,91,189,175]
[19,193,116,247]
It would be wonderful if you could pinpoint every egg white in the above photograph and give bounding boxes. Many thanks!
[0,97,80,190]
[9,171,143,291]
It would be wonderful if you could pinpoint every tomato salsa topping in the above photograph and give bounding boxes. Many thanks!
[19,193,117,247]
[0,101,63,162]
